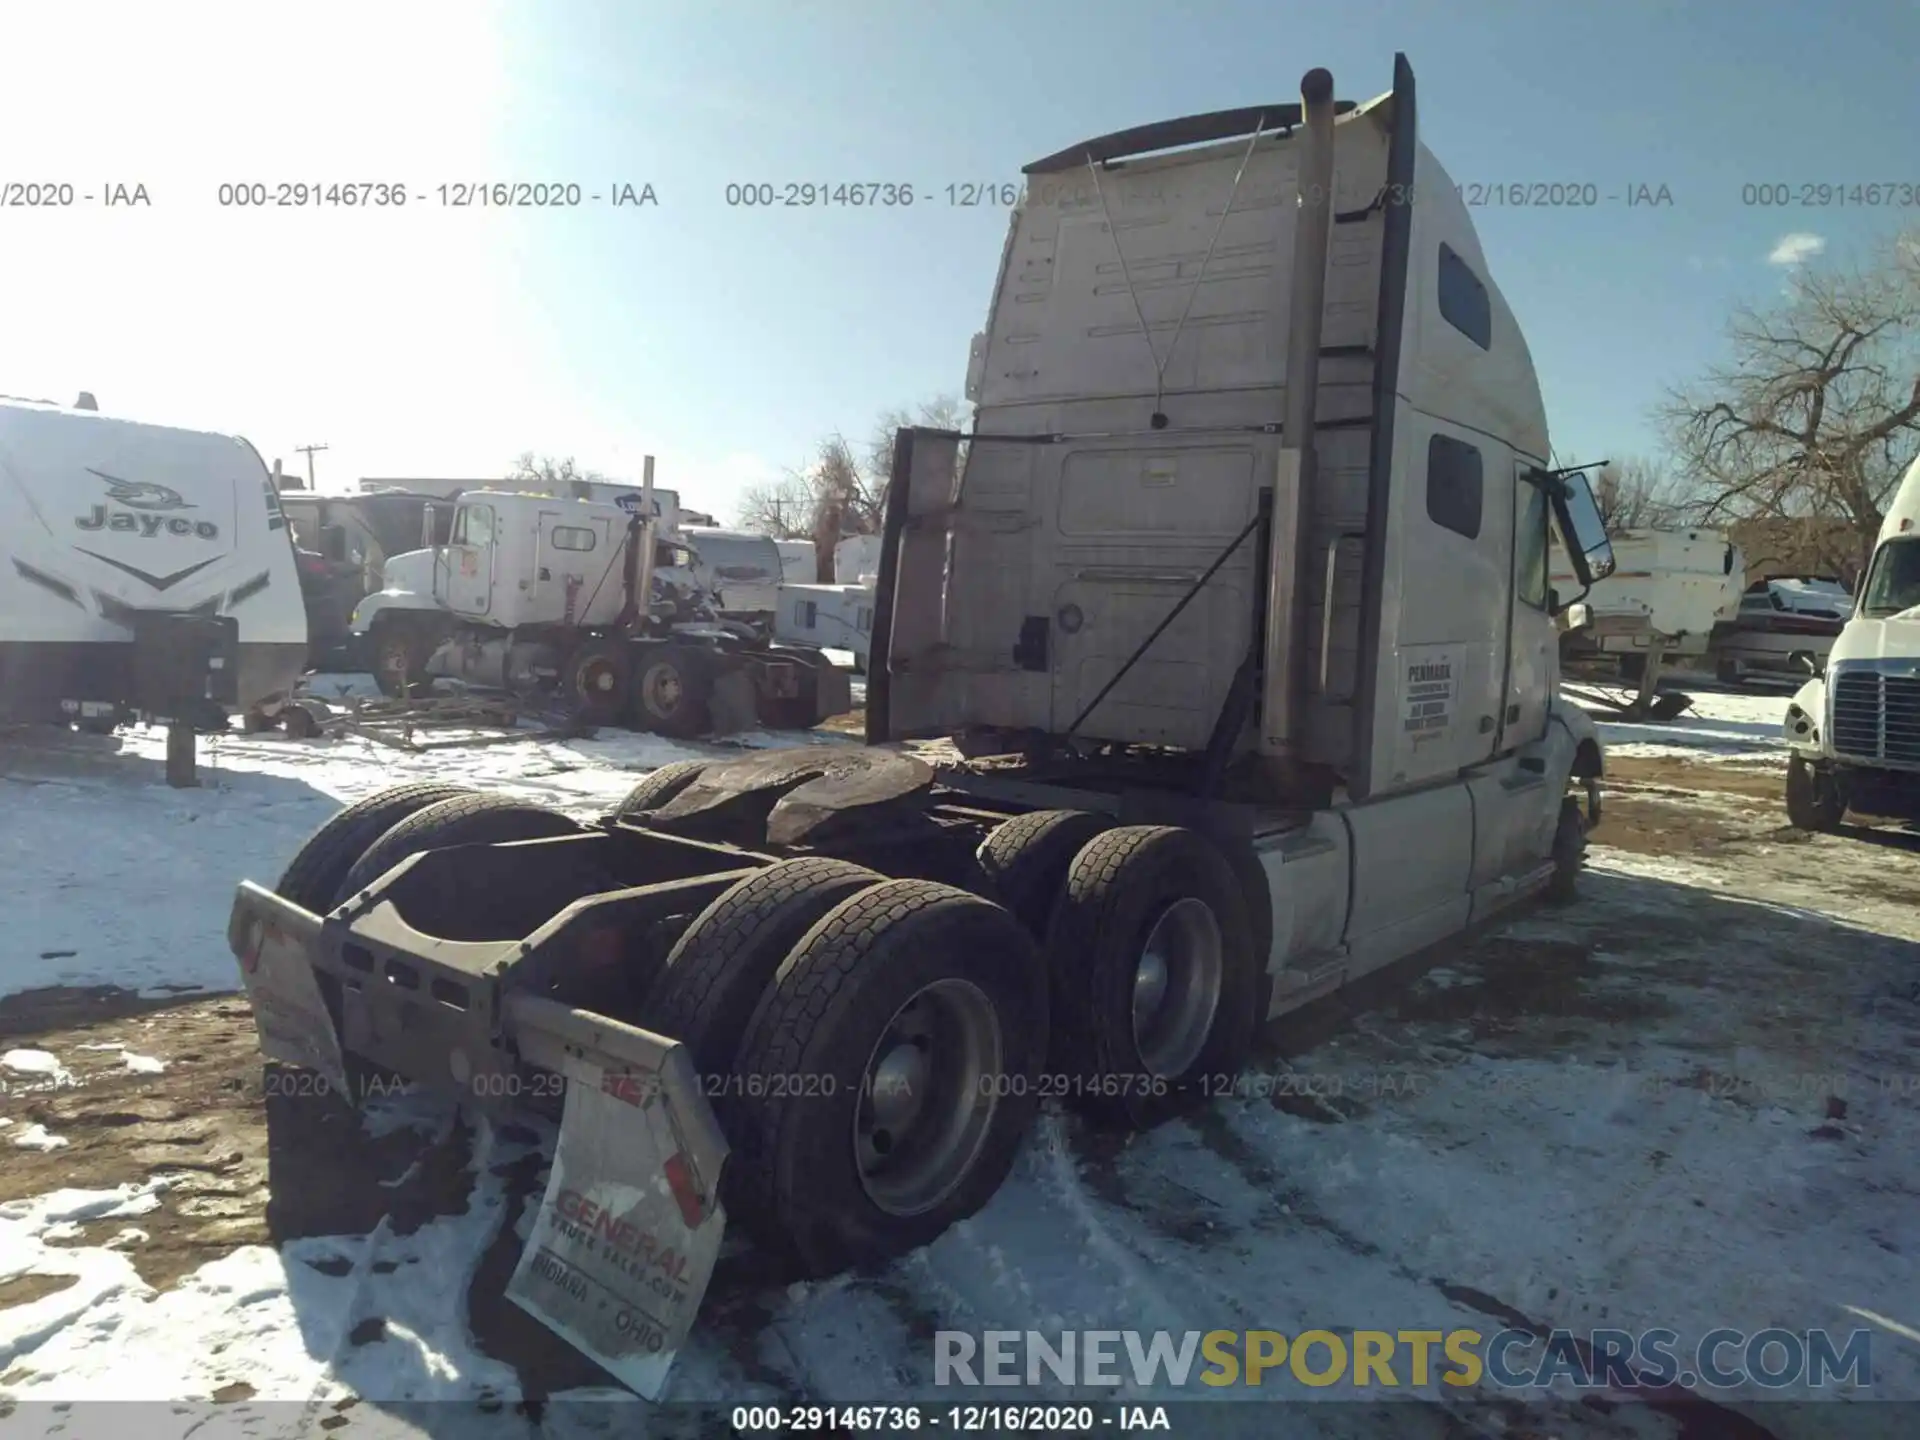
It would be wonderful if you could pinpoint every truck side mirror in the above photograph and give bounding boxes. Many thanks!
[1547,472,1616,591]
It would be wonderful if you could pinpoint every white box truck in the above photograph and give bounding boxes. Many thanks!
[1784,451,1920,829]
[1552,526,1742,718]
[0,395,307,734]
[222,58,1614,1398]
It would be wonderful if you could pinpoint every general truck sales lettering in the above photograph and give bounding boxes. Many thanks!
[75,507,219,539]
[552,1188,691,1286]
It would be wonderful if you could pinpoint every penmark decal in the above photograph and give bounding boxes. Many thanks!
[75,468,219,539]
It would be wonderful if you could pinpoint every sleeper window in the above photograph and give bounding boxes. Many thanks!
[1438,244,1492,350]
[1427,435,1484,540]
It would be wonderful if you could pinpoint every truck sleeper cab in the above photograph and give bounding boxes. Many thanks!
[226,56,1614,1398]
[1784,452,1920,829]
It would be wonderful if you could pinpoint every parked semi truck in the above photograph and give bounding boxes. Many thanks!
[225,58,1615,1398]
[345,460,851,734]
[1784,452,1920,830]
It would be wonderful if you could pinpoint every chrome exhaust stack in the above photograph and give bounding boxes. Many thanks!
[1259,67,1338,760]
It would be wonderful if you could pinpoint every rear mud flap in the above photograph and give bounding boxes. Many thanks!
[813,662,853,722]
[228,882,350,1098]
[708,669,757,734]
[501,994,730,1401]
[227,883,730,1400]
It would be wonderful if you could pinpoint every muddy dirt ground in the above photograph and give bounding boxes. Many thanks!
[6,746,1918,1401]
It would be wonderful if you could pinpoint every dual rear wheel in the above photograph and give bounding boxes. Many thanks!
[271,780,1267,1277]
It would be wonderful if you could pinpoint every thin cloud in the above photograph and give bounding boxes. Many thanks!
[1767,232,1826,267]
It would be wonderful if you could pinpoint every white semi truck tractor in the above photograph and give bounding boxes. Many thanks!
[224,56,1615,1398]
[344,461,852,735]
[1783,450,1920,830]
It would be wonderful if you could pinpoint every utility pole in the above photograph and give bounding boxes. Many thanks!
[295,443,329,490]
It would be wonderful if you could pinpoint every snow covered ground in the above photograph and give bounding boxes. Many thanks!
[3,677,1917,1438]
[1582,677,1796,766]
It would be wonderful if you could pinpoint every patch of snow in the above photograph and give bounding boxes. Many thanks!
[0,1124,535,1414]
[104,1228,149,1249]
[0,702,845,1000]
[1584,685,1791,762]
[2,1049,73,1088]
[122,1052,167,1075]
[11,1124,70,1152]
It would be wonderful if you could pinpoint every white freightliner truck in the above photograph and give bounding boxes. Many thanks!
[1783,451,1920,830]
[343,461,851,734]
[224,58,1615,1398]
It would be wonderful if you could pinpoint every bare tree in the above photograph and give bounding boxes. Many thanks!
[1661,228,1920,574]
[738,395,971,579]
[864,394,971,522]
[507,453,607,489]
[1592,455,1694,530]
[734,474,814,539]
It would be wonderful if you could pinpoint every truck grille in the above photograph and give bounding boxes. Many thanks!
[1831,670,1920,765]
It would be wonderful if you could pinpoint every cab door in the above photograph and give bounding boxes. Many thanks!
[1500,464,1555,749]
[446,500,496,617]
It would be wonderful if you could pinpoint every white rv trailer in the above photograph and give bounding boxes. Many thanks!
[1551,526,1742,718]
[676,525,785,621]
[774,581,876,670]
[0,396,307,732]
[774,538,817,584]
[226,59,1615,1398]
[834,532,883,585]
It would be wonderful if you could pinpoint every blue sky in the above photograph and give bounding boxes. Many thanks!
[2,0,1915,519]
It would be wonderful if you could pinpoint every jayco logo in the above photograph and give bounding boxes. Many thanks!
[75,468,219,539]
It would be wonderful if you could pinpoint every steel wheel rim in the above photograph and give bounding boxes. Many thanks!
[578,657,619,701]
[644,664,682,714]
[1132,896,1223,1076]
[854,977,1003,1217]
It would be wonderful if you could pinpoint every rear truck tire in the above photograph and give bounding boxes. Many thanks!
[282,700,328,740]
[76,716,119,735]
[275,781,478,912]
[728,878,1048,1274]
[1785,754,1846,833]
[337,792,584,900]
[1044,825,1259,1129]
[1544,796,1587,905]
[633,645,714,739]
[564,640,633,727]
[370,617,437,699]
[975,809,1113,940]
[607,759,709,822]
[642,858,885,1087]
